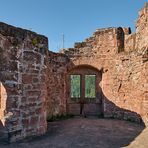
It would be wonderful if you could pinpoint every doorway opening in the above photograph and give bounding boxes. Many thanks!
[67,65,103,116]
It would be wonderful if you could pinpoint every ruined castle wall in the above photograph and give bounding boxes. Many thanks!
[61,3,148,125]
[61,28,126,115]
[0,23,48,141]
[120,4,148,124]
[135,3,148,125]
[46,52,72,118]
[125,3,148,52]
[103,51,147,124]
[61,27,122,71]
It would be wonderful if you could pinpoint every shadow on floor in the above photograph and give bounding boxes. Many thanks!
[0,117,145,148]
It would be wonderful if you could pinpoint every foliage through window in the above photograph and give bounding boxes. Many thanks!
[70,75,81,98]
[85,75,96,98]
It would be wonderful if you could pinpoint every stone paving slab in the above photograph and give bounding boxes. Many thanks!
[0,117,147,148]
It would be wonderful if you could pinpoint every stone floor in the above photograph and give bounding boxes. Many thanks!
[0,117,147,148]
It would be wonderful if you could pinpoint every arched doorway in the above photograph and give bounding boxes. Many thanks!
[66,65,103,116]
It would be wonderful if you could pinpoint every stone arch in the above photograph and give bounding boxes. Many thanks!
[70,60,103,72]
[68,64,102,73]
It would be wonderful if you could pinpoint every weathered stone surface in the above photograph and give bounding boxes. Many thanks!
[46,52,72,118]
[0,22,48,142]
[59,3,148,126]
[0,2,148,143]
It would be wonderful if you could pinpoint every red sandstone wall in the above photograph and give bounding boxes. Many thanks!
[46,51,72,118]
[136,3,148,50]
[0,3,147,143]
[125,3,148,52]
[122,3,148,124]
[0,22,48,142]
[103,51,147,123]
[60,3,148,125]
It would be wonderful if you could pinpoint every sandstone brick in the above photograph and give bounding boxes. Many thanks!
[22,74,33,84]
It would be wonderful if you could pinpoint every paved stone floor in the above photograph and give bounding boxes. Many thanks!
[0,117,147,148]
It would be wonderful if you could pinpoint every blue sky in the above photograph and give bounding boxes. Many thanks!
[0,0,147,52]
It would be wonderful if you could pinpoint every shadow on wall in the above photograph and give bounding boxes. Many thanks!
[103,95,145,124]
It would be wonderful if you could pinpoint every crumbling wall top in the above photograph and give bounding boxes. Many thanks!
[139,2,148,15]
[0,22,48,44]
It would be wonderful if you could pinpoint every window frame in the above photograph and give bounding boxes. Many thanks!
[84,74,96,99]
[70,74,82,99]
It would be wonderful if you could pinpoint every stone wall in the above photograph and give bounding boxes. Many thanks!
[102,51,147,124]
[60,3,148,125]
[0,22,48,142]
[46,51,72,118]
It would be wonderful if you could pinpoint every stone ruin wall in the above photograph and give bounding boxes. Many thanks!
[60,3,148,125]
[122,3,148,124]
[0,2,147,142]
[46,52,72,118]
[46,2,148,125]
[0,23,48,142]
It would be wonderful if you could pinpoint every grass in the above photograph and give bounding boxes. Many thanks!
[47,114,74,122]
[32,38,38,46]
